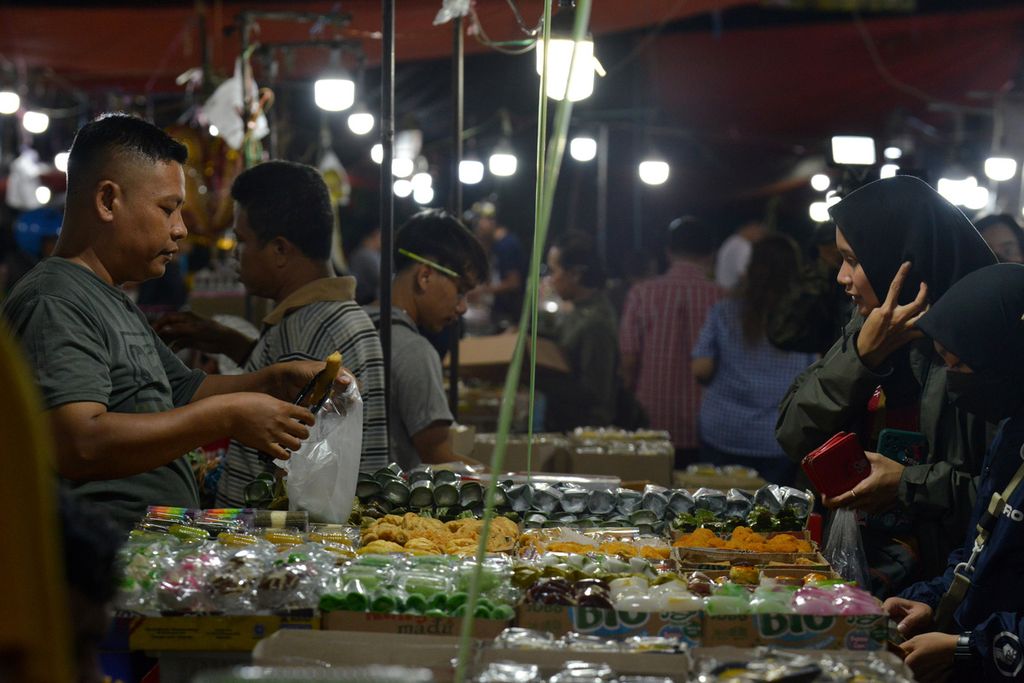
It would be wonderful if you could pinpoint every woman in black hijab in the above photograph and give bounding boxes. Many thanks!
[777,175,996,597]
[883,264,1024,683]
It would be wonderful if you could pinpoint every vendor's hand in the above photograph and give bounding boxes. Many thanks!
[901,632,956,683]
[266,359,354,403]
[154,311,254,362]
[856,261,928,369]
[227,393,315,461]
[883,597,934,638]
[822,451,904,513]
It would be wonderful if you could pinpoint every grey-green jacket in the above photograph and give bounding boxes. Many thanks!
[776,315,988,580]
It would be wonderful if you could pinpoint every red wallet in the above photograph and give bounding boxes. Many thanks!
[801,432,870,498]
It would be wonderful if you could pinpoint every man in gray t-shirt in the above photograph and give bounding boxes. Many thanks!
[4,114,341,533]
[370,210,491,470]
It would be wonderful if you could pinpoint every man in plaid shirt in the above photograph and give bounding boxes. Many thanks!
[619,217,721,466]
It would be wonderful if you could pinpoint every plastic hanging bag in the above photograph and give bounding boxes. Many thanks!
[274,382,362,523]
[433,0,471,25]
[823,508,870,589]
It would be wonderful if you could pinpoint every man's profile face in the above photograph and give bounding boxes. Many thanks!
[111,160,187,284]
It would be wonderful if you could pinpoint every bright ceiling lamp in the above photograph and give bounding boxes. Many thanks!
[570,135,597,162]
[963,185,990,211]
[984,157,1018,182]
[535,0,605,101]
[391,157,414,178]
[393,179,413,198]
[638,159,670,186]
[809,201,830,223]
[830,135,875,166]
[314,51,356,113]
[884,146,903,160]
[35,186,51,205]
[208,124,220,137]
[411,172,432,193]
[54,151,69,173]
[937,175,978,207]
[22,110,49,134]
[347,109,374,136]
[489,145,518,177]
[371,143,383,164]
[413,185,434,205]
[810,173,830,191]
[459,159,484,185]
[880,164,899,179]
[0,91,19,115]
[825,190,841,208]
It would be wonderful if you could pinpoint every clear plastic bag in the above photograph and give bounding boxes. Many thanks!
[275,383,362,523]
[823,507,870,588]
[433,0,471,25]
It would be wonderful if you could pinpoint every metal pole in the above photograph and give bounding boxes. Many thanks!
[596,123,609,263]
[447,17,464,419]
[380,0,396,432]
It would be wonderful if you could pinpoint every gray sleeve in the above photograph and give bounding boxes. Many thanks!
[149,325,206,407]
[9,295,113,408]
[391,332,453,438]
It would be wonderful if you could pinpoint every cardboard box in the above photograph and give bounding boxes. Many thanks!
[515,604,702,646]
[514,605,886,651]
[321,610,511,639]
[570,451,674,488]
[471,434,571,473]
[479,646,691,679]
[254,630,465,667]
[703,613,887,650]
[254,630,468,681]
[451,334,570,383]
[672,471,766,491]
[128,614,319,652]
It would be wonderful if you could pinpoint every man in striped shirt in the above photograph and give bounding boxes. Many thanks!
[156,161,387,506]
[619,216,721,466]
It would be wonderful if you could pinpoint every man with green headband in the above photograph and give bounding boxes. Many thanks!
[367,210,490,470]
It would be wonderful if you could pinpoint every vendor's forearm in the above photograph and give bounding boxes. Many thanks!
[51,396,236,480]
[192,366,282,402]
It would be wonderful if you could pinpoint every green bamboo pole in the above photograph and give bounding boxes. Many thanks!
[525,0,553,482]
[451,2,592,681]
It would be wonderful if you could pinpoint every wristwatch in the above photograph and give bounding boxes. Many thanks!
[953,632,978,671]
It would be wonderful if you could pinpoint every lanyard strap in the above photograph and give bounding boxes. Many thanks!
[934,455,1024,631]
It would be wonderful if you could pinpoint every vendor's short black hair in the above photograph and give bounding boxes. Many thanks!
[668,215,717,257]
[231,161,334,260]
[67,113,188,199]
[554,231,606,289]
[395,210,489,286]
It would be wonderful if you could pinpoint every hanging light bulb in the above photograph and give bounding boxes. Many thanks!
[638,159,670,186]
[315,78,355,112]
[393,179,413,198]
[535,1,605,102]
[411,172,433,193]
[35,186,51,205]
[459,159,485,185]
[371,144,383,164]
[0,91,19,115]
[985,157,1018,182]
[413,185,434,205]
[884,146,903,160]
[54,152,70,173]
[570,136,597,162]
[880,164,899,179]
[22,110,49,134]
[810,174,830,191]
[208,124,220,137]
[347,110,375,135]
[489,144,518,177]
[809,201,830,223]
[391,158,414,178]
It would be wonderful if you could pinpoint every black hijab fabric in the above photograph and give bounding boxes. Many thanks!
[916,263,1024,379]
[828,176,995,305]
